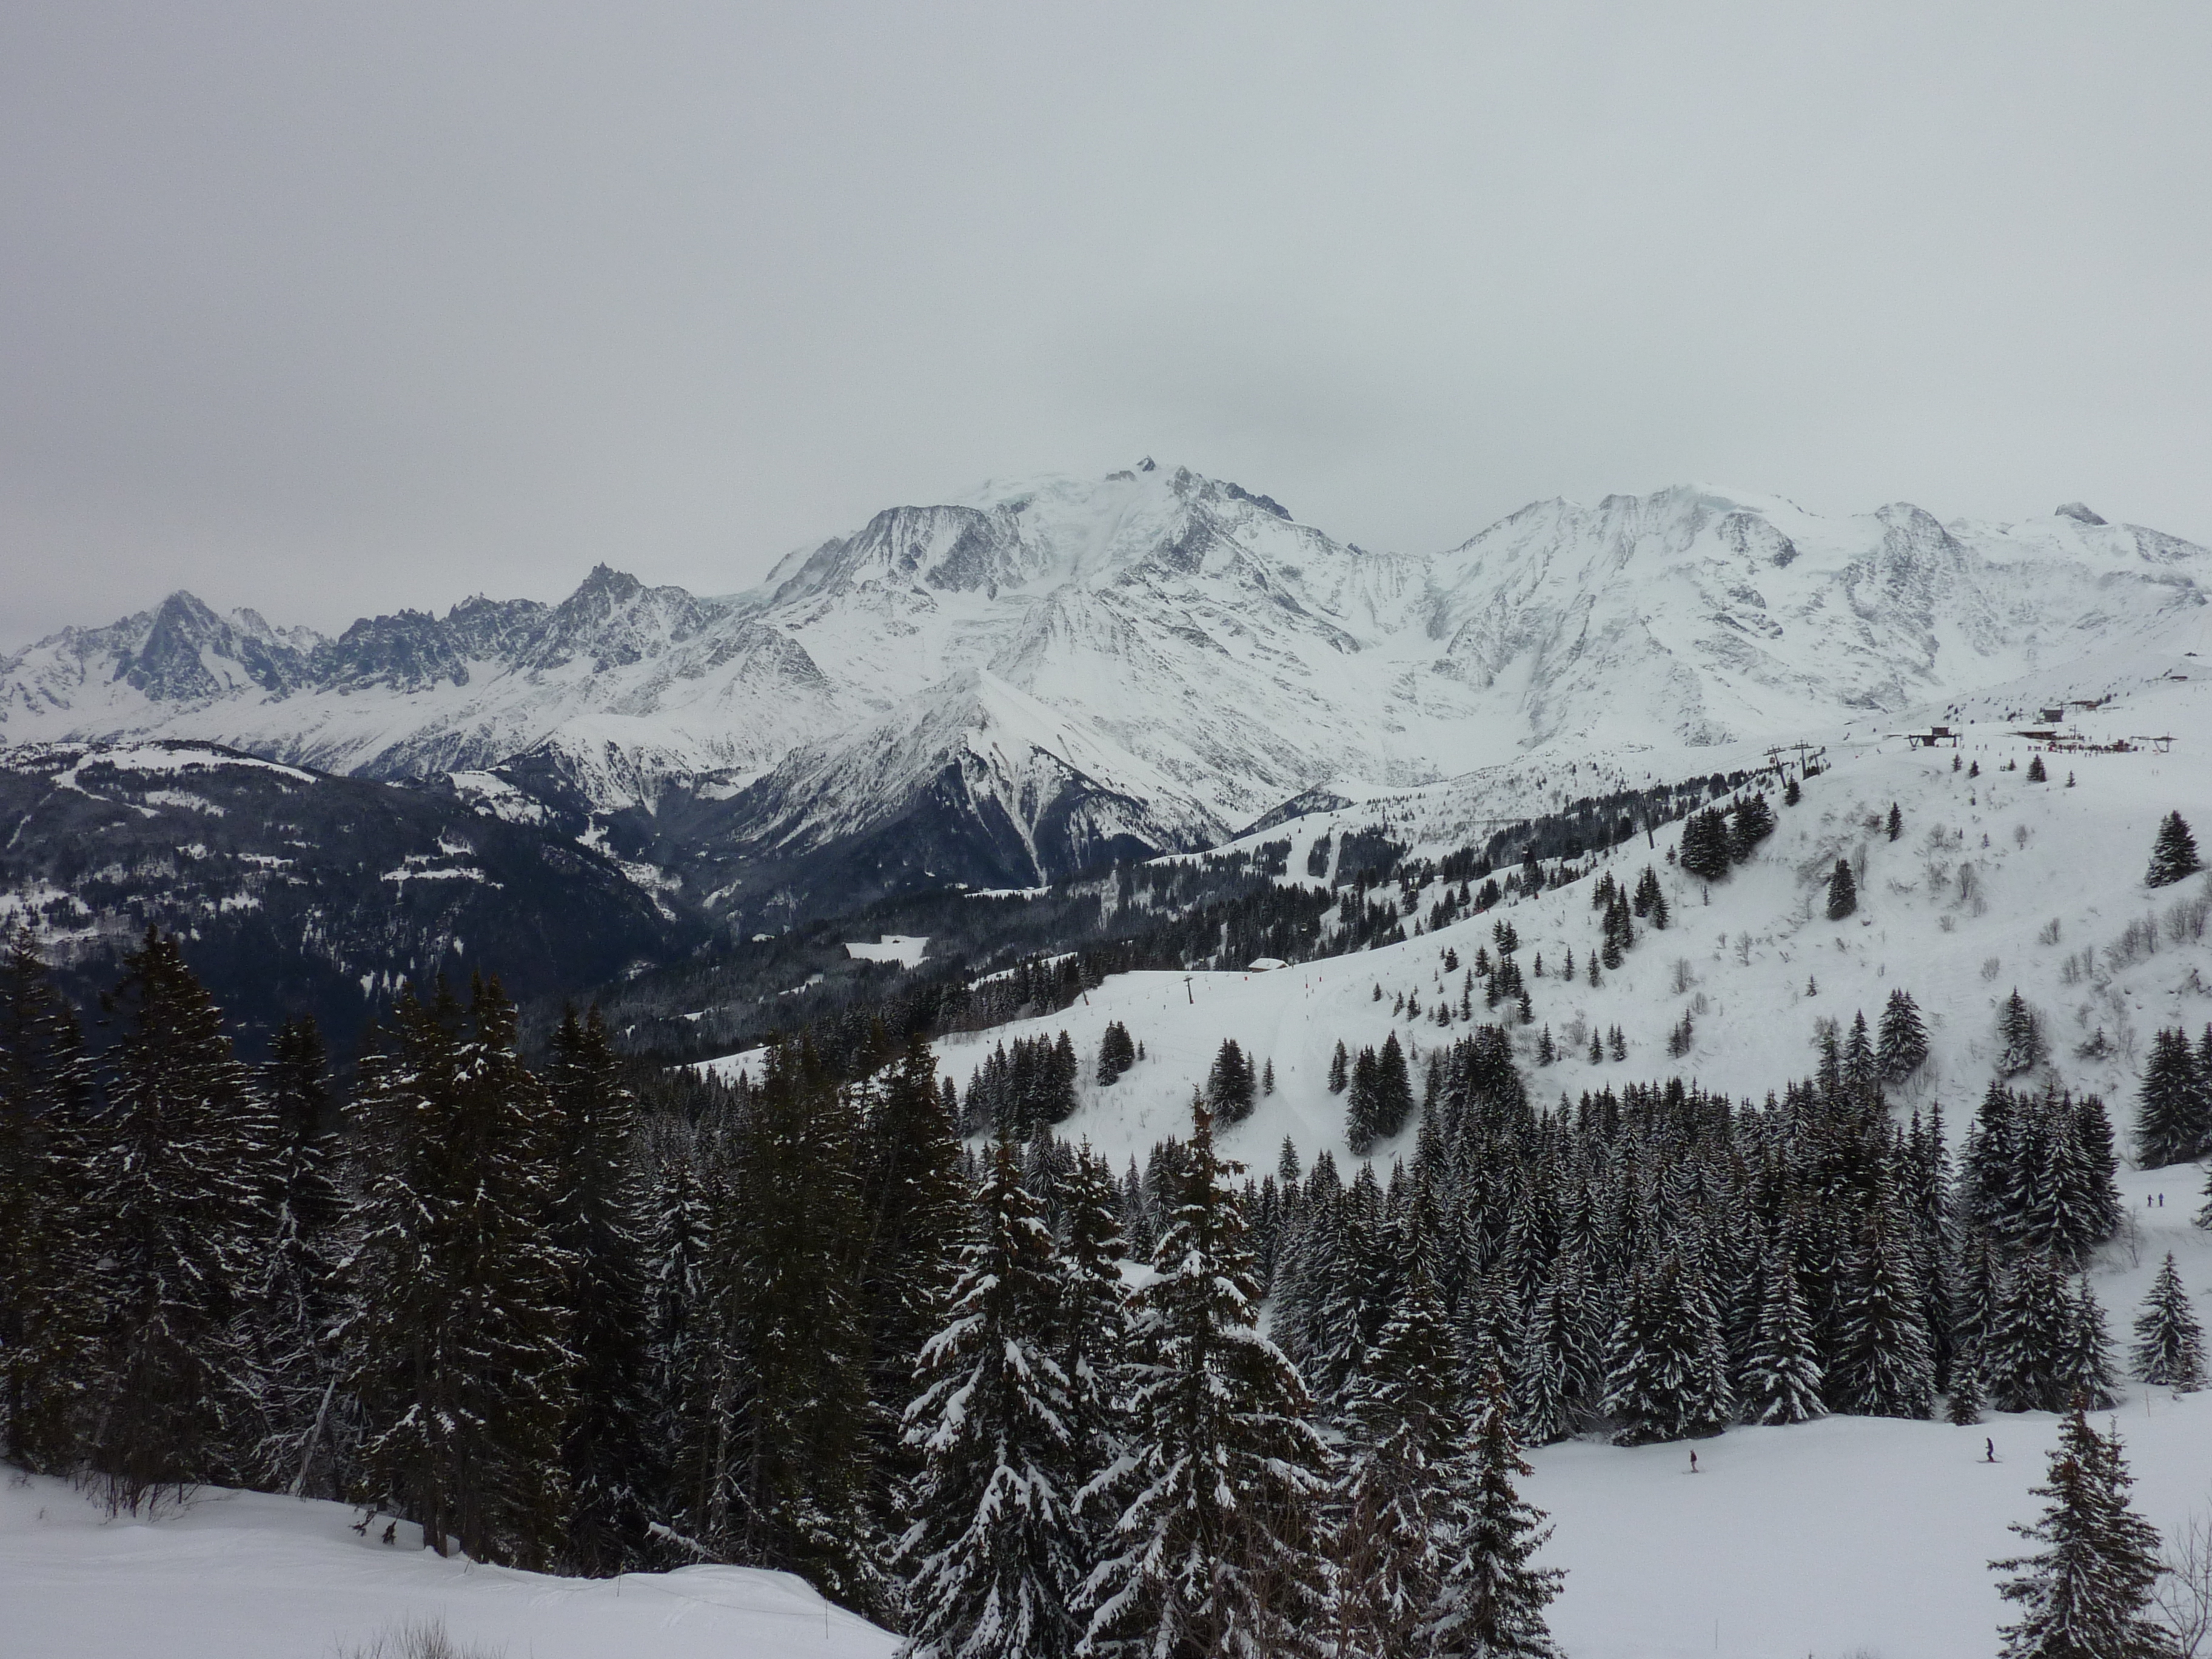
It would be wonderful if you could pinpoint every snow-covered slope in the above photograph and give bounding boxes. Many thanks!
[8,468,2205,911]
[773,667,2212,1184]
[0,1477,897,1659]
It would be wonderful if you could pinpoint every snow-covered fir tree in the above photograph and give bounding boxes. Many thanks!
[2147,809,2203,888]
[341,976,574,1569]
[1739,1250,1827,1426]
[2134,1027,2208,1167]
[1825,859,1858,920]
[898,1138,1084,1659]
[1991,1405,2168,1659]
[1828,1200,1935,1419]
[2131,1253,2206,1390]
[1600,1252,1732,1445]
[1332,1262,1466,1658]
[2054,1279,2120,1412]
[0,922,91,1473]
[1877,988,1929,1082]
[1079,1104,1331,1659]
[81,928,276,1507]
[257,1014,346,1498]
[1424,1369,1566,1659]
[544,1005,653,1573]
[1983,1251,2073,1415]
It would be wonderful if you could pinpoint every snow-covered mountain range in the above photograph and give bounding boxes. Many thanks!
[6,464,2207,918]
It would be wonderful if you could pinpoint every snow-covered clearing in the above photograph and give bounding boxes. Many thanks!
[0,1477,898,1659]
[925,672,2212,1181]
[845,933,930,967]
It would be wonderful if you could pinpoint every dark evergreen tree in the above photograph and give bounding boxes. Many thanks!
[1886,802,1903,840]
[860,1033,970,1512]
[1080,1105,1331,1659]
[2052,1279,2120,1413]
[1096,1021,1137,1087]
[2134,1027,2207,1167]
[1825,859,1858,920]
[1207,1038,1257,1124]
[0,922,91,1473]
[1327,1039,1349,1094]
[1739,1250,1827,1426]
[1600,1254,1732,1444]
[1055,1144,1130,1505]
[1678,809,1732,883]
[341,976,573,1568]
[544,1005,653,1572]
[720,1038,881,1611]
[1991,1405,2168,1659]
[2147,810,2203,888]
[1784,775,1801,806]
[899,1138,1083,1659]
[258,1014,346,1498]
[1372,1032,1415,1144]
[1877,988,1930,1084]
[1729,792,1774,862]
[81,928,276,1506]
[2027,754,2048,783]
[1425,1369,1566,1659]
[2131,1253,2206,1390]
[1829,1203,1935,1419]
[1332,1265,1465,1659]
[1998,991,2047,1078]
[1985,1251,2072,1415]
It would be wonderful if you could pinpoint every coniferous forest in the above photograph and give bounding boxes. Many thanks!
[6,886,2199,1658]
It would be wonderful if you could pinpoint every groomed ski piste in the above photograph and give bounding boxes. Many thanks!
[12,660,2212,1657]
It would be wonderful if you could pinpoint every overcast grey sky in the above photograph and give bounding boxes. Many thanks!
[3,2,2208,648]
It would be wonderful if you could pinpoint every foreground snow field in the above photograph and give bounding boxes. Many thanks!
[0,1475,900,1659]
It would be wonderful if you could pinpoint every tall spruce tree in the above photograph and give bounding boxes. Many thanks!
[0,922,91,1473]
[1825,859,1858,920]
[2134,1027,2207,1168]
[2147,811,2203,888]
[860,1034,970,1512]
[1332,1264,1466,1659]
[1878,988,1929,1084]
[1739,1249,1827,1426]
[545,1005,654,1573]
[1424,1369,1566,1659]
[258,1014,346,1497]
[1080,1105,1331,1659]
[722,1037,881,1612]
[2131,1253,2207,1390]
[1985,1251,2073,1415]
[1828,1201,1935,1419]
[2054,1279,2120,1413]
[1207,1039,1256,1124]
[1600,1253,1732,1445]
[1998,991,2047,1078]
[899,1138,1084,1659]
[1991,1406,2168,1659]
[341,976,574,1567]
[1054,1144,1130,1510]
[81,928,276,1505]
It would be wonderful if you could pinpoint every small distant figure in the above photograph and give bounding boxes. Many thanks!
[350,1512,370,1536]
[2159,1194,2166,1208]
[1985,1438,1997,1464]
[1689,1450,1700,1474]
[381,1521,397,1546]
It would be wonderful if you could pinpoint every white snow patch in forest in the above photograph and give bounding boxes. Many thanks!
[846,934,930,966]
